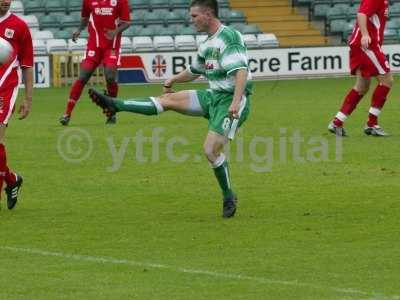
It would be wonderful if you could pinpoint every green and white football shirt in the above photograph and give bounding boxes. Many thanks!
[188,25,252,95]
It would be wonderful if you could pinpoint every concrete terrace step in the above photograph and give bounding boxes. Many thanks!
[246,15,306,22]
[257,21,313,31]
[278,36,328,47]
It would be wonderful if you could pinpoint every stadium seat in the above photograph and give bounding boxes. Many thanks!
[68,0,82,13]
[130,0,150,10]
[40,14,61,30]
[173,9,190,24]
[165,11,182,25]
[124,25,143,37]
[384,28,398,43]
[60,13,81,30]
[132,36,154,52]
[45,0,67,14]
[217,0,230,8]
[329,18,348,34]
[312,2,331,18]
[174,35,197,50]
[149,0,169,10]
[169,0,188,9]
[131,10,147,25]
[79,30,89,39]
[153,36,175,51]
[144,9,167,25]
[241,24,261,34]
[120,37,133,53]
[33,30,54,42]
[10,1,24,14]
[68,38,87,52]
[341,22,354,42]
[46,39,68,53]
[33,39,47,55]
[257,33,279,48]
[54,29,72,40]
[225,10,246,24]
[24,0,44,15]
[180,25,197,35]
[136,27,155,36]
[144,25,167,36]
[243,34,259,49]
[20,14,40,30]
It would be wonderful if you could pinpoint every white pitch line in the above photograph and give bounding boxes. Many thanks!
[0,245,391,299]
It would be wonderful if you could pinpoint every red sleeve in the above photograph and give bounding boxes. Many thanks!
[82,0,91,18]
[358,0,379,16]
[118,0,131,22]
[18,24,33,68]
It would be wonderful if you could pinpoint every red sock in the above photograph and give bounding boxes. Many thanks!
[367,85,391,127]
[107,81,118,97]
[65,79,85,116]
[333,89,363,127]
[0,144,16,187]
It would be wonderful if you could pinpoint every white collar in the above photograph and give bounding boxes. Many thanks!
[0,11,11,24]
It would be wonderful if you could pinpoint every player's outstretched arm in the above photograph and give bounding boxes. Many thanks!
[18,67,33,120]
[163,70,200,93]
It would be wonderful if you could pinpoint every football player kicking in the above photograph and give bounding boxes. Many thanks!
[89,0,252,218]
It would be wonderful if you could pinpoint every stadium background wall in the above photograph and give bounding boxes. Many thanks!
[42,45,400,88]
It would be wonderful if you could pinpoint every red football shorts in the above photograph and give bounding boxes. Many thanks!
[350,45,390,77]
[80,47,121,70]
[0,84,19,125]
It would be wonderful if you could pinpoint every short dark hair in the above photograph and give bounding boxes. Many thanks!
[190,0,219,18]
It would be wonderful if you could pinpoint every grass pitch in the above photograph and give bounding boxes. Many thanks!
[0,78,399,300]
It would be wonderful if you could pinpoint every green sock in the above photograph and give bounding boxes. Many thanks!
[114,97,160,115]
[213,156,235,199]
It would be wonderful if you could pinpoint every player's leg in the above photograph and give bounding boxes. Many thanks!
[89,89,208,117]
[60,51,100,125]
[364,71,393,136]
[204,92,250,218]
[332,70,370,126]
[103,50,120,124]
[329,46,372,136]
[0,87,23,210]
[203,131,237,218]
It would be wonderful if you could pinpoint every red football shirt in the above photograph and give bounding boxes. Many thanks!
[82,0,131,50]
[349,0,389,47]
[0,12,33,90]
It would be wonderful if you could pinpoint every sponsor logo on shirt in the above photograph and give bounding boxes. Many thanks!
[5,28,14,39]
[88,50,96,57]
[95,7,114,15]
[206,60,218,70]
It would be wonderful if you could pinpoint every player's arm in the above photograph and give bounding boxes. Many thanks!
[105,20,131,40]
[229,68,248,119]
[163,70,200,93]
[163,54,204,93]
[72,17,89,42]
[18,67,33,119]
[357,13,370,49]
